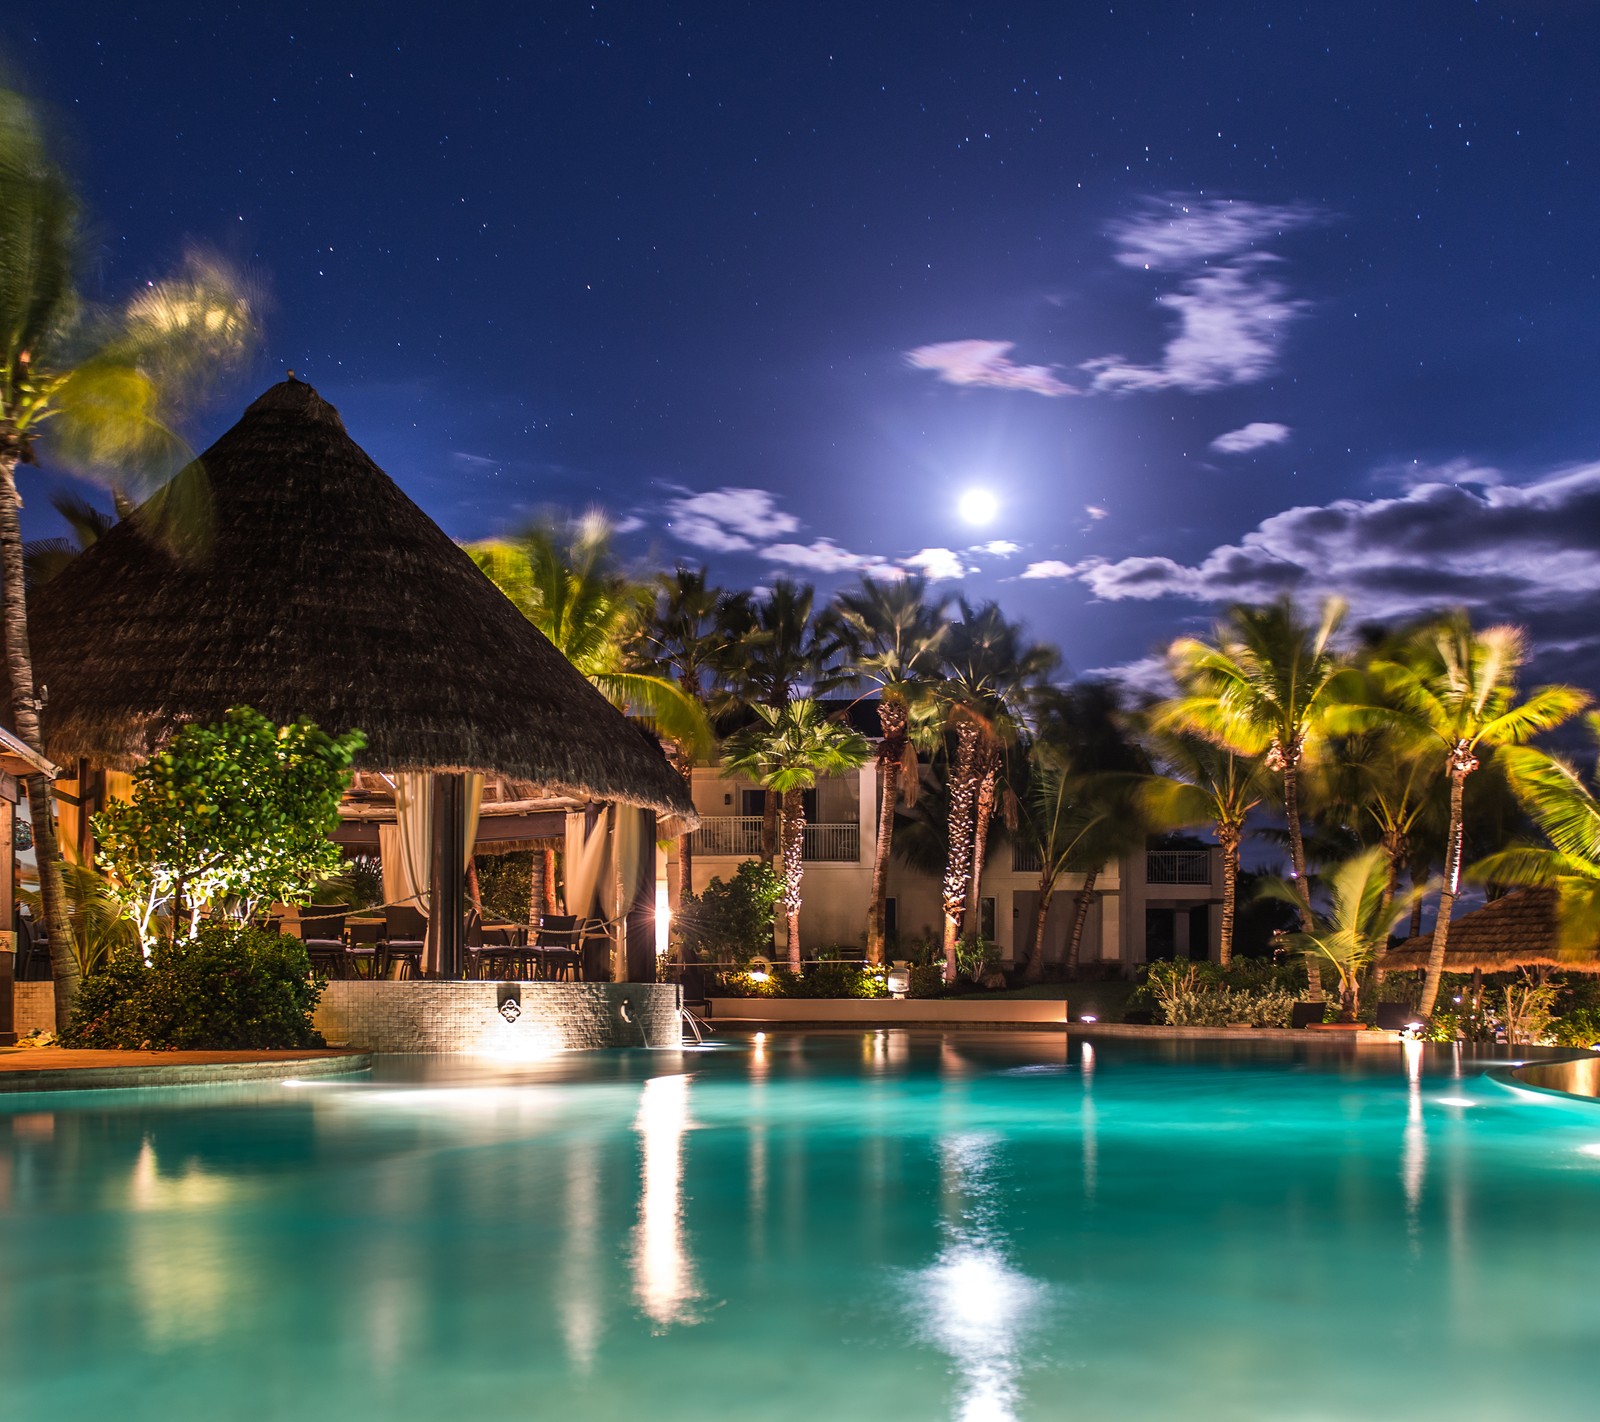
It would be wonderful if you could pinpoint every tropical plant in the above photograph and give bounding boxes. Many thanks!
[1265,846,1426,1022]
[1473,714,1600,957]
[0,87,260,1028]
[1374,615,1587,1016]
[719,578,846,858]
[640,564,750,899]
[1158,596,1354,995]
[18,860,139,976]
[929,599,1058,981]
[467,512,712,755]
[828,574,949,964]
[722,699,871,968]
[22,487,121,590]
[1140,735,1267,966]
[94,706,364,945]
[1012,743,1109,982]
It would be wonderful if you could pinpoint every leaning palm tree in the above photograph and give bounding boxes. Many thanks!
[827,574,949,964]
[1012,743,1108,982]
[1373,615,1587,1017]
[1140,734,1266,967]
[1,88,259,1025]
[1157,596,1353,995]
[1470,714,1600,958]
[22,488,122,590]
[468,513,711,756]
[1266,846,1425,1023]
[722,699,872,968]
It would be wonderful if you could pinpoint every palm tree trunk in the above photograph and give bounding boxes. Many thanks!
[1065,865,1100,978]
[941,722,981,983]
[866,723,906,968]
[0,454,77,1032]
[1281,754,1322,999]
[1374,831,1403,980]
[543,847,559,915]
[1409,884,1425,940]
[675,754,695,907]
[1218,824,1240,968]
[1420,760,1471,1018]
[779,787,805,972]
[762,788,781,863]
[965,754,998,931]
[527,849,545,930]
[1023,872,1057,984]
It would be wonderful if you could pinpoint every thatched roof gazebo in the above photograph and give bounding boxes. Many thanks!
[27,376,694,977]
[1383,888,1600,974]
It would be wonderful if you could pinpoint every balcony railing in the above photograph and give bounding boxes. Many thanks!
[1146,849,1212,885]
[1012,843,1042,874]
[687,816,859,863]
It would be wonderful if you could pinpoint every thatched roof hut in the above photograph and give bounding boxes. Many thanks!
[27,377,694,822]
[1383,888,1600,973]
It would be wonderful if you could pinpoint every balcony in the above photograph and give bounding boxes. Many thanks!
[1146,849,1212,885]
[687,816,859,862]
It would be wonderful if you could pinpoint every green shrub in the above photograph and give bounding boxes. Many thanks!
[674,861,782,961]
[476,850,534,925]
[954,935,1000,983]
[64,924,325,1050]
[1141,959,1302,1027]
[1552,1008,1600,1048]
[908,964,948,999]
[716,963,887,999]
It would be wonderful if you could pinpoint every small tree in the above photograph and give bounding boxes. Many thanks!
[722,699,871,969]
[673,860,783,962]
[94,706,364,945]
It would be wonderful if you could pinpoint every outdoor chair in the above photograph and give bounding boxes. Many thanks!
[1290,1002,1327,1029]
[344,919,383,979]
[382,906,427,979]
[536,915,580,981]
[462,910,500,980]
[14,912,50,982]
[299,905,348,978]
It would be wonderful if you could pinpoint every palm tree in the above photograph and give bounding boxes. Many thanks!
[640,565,750,903]
[1374,615,1587,1017]
[722,699,871,968]
[1140,735,1266,967]
[719,578,846,859]
[1267,847,1424,1022]
[467,513,711,755]
[1158,596,1353,995]
[23,489,122,590]
[932,600,1058,980]
[1,89,259,1026]
[1475,715,1600,955]
[828,575,949,964]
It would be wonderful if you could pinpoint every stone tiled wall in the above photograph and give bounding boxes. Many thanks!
[14,982,56,1036]
[314,980,683,1054]
[9,980,682,1054]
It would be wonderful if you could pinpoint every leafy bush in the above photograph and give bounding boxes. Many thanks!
[1142,959,1302,1027]
[954,935,1000,984]
[476,850,534,925]
[674,861,782,961]
[63,925,325,1050]
[318,853,385,913]
[716,963,887,999]
[1552,1008,1600,1048]
[908,964,948,999]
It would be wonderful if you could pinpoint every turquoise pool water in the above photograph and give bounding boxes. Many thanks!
[2,1033,1598,1421]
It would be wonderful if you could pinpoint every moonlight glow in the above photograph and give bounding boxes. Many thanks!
[958,488,999,525]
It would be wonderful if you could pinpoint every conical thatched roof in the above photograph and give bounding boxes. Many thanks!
[27,378,695,821]
[1383,888,1600,973]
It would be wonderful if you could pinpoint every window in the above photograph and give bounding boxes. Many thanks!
[980,896,996,942]
[740,789,765,816]
[884,897,898,940]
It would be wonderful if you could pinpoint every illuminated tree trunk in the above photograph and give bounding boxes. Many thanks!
[1217,823,1240,968]
[1023,871,1057,984]
[0,453,76,1032]
[965,752,998,931]
[866,699,908,967]
[762,788,781,863]
[1420,748,1474,1019]
[527,849,544,929]
[941,721,981,982]
[1273,740,1321,999]
[780,787,805,971]
[1065,865,1099,978]
[675,756,696,906]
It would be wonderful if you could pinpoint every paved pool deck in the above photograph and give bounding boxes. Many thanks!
[0,1048,372,1093]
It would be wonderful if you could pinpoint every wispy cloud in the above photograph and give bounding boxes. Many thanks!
[1105,197,1322,272]
[1085,505,1108,521]
[904,340,1077,397]
[1019,560,1079,579]
[970,539,1021,556]
[1210,421,1291,455]
[762,538,902,577]
[665,487,800,551]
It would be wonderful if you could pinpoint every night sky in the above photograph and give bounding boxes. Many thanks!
[9,3,1600,685]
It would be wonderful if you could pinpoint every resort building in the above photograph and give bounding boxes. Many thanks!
[668,705,1227,971]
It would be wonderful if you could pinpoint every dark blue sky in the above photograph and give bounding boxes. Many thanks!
[9,3,1600,682]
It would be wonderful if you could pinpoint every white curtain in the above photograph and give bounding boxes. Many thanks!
[610,806,649,983]
[564,807,611,921]
[381,772,485,917]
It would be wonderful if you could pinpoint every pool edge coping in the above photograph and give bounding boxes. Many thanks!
[0,1051,373,1095]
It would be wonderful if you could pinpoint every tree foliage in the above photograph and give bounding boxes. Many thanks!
[94,706,364,942]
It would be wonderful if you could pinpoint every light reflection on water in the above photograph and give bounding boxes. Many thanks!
[0,1035,1596,1422]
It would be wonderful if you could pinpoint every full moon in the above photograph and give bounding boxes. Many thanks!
[958,488,999,525]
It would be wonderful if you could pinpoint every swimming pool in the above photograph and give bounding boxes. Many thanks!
[2,1033,1596,1421]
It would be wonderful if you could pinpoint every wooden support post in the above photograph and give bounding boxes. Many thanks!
[625,810,658,983]
[430,772,466,979]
